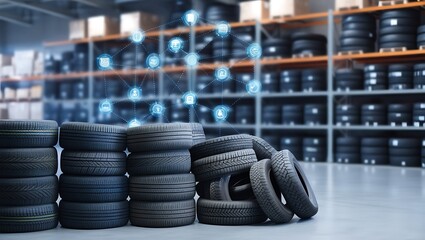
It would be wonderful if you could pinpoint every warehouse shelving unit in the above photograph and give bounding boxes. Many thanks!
[2,1,425,163]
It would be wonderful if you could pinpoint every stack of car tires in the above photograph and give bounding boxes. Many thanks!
[361,138,388,165]
[340,14,376,53]
[364,64,387,90]
[291,32,327,56]
[304,104,326,125]
[127,123,201,227]
[58,122,128,229]
[362,104,386,126]
[280,69,301,93]
[262,36,291,58]
[335,137,360,164]
[282,104,303,125]
[389,138,421,167]
[413,63,425,89]
[335,68,363,91]
[388,64,413,90]
[0,120,59,233]
[303,137,326,162]
[388,104,411,126]
[302,69,327,92]
[413,103,425,127]
[335,104,359,126]
[379,9,420,50]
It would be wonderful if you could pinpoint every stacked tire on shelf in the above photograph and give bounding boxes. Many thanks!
[335,137,360,164]
[302,68,327,92]
[0,120,59,233]
[335,104,360,126]
[379,9,420,50]
[127,123,204,228]
[335,68,363,91]
[58,122,129,229]
[361,138,388,165]
[191,134,318,225]
[362,104,386,126]
[413,103,425,127]
[262,36,292,58]
[303,137,326,162]
[388,64,413,90]
[304,104,326,125]
[388,104,411,126]
[389,138,421,167]
[340,14,376,53]
[364,64,387,90]
[291,32,327,56]
[281,69,301,93]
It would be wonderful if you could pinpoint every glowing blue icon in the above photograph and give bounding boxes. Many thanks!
[246,80,262,95]
[216,21,231,38]
[130,30,145,44]
[213,105,230,122]
[168,37,184,53]
[97,54,113,70]
[128,87,142,102]
[182,91,197,107]
[99,99,113,113]
[185,53,199,67]
[215,67,231,81]
[150,102,165,116]
[128,119,142,128]
[182,10,199,26]
[247,43,262,59]
[146,53,161,69]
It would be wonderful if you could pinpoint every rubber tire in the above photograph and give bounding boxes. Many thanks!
[249,135,278,160]
[380,34,416,43]
[388,138,420,148]
[197,199,267,225]
[60,151,126,176]
[127,150,191,176]
[192,149,258,182]
[59,201,129,229]
[59,175,128,203]
[291,32,327,42]
[129,174,195,202]
[0,120,58,148]
[0,204,58,233]
[0,176,58,206]
[190,123,206,145]
[59,122,126,152]
[250,159,294,224]
[271,150,318,219]
[0,148,57,178]
[190,134,253,161]
[130,200,195,228]
[197,173,254,201]
[380,18,418,28]
[127,123,193,152]
[390,156,421,167]
[379,26,417,36]
[380,9,420,20]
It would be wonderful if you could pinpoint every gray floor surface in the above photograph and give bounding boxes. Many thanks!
[3,163,425,240]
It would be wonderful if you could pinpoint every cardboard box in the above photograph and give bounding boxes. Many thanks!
[239,0,270,22]
[69,19,87,40]
[335,0,371,10]
[120,12,160,34]
[270,0,309,18]
[16,88,30,100]
[88,15,119,38]
[33,52,44,75]
[13,50,38,76]
[30,102,43,120]
[8,102,30,119]
[30,85,43,99]
[4,88,16,100]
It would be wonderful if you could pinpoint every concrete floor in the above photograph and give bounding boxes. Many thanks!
[3,163,425,240]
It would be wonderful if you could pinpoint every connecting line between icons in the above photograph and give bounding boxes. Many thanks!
[112,112,129,123]
[112,42,132,58]
[112,70,132,88]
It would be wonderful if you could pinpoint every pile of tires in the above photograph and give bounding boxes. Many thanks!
[302,68,327,92]
[58,122,128,229]
[282,104,303,125]
[361,138,388,165]
[362,104,386,126]
[191,134,318,225]
[262,71,279,93]
[389,138,421,167]
[280,137,302,160]
[340,14,376,53]
[262,105,281,125]
[291,32,327,56]
[388,64,413,90]
[304,104,326,125]
[379,9,420,50]
[335,104,359,126]
[364,64,387,91]
[303,137,326,162]
[413,102,425,127]
[335,68,363,91]
[280,69,301,93]
[0,120,59,233]
[413,63,425,90]
[335,137,360,164]
[262,36,291,58]
[127,123,204,228]
[388,104,411,126]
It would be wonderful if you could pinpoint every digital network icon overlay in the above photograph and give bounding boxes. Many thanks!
[96,10,263,134]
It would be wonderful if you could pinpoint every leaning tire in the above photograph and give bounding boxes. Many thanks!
[0,176,58,206]
[129,174,195,202]
[249,135,277,160]
[250,159,294,223]
[130,200,195,228]
[0,148,57,178]
[192,149,257,182]
[0,120,58,148]
[271,150,318,219]
[59,201,129,229]
[197,199,267,225]
[0,204,58,233]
